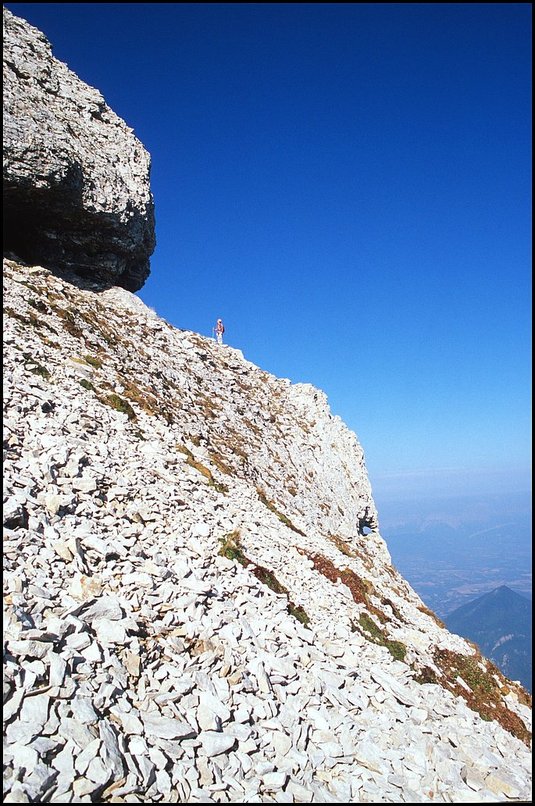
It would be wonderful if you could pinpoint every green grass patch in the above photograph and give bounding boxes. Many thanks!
[83,354,103,369]
[104,393,136,420]
[385,639,407,662]
[358,612,383,639]
[79,379,95,391]
[252,565,288,595]
[28,363,51,380]
[288,602,310,626]
[21,353,51,380]
[218,531,249,566]
[256,488,306,535]
[357,612,406,661]
[218,531,311,626]
[177,444,227,492]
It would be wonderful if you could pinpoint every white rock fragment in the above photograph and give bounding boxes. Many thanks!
[199,731,237,757]
[141,712,197,740]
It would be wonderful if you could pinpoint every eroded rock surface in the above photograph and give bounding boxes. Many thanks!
[3,8,155,291]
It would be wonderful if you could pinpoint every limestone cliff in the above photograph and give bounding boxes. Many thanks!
[3,258,532,803]
[3,7,155,291]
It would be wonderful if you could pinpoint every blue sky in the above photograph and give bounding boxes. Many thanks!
[7,3,532,508]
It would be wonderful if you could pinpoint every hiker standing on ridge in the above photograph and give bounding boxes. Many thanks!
[214,318,225,345]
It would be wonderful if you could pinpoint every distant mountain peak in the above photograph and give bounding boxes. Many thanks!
[446,586,532,694]
[493,584,516,594]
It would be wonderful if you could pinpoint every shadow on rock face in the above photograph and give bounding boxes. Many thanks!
[2,250,140,295]
[3,180,154,293]
[3,6,155,294]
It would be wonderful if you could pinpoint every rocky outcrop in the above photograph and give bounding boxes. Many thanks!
[2,8,155,291]
[3,257,532,803]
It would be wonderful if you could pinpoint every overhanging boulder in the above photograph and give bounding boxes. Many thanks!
[3,7,156,291]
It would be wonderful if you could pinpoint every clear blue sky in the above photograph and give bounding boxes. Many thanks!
[7,3,532,507]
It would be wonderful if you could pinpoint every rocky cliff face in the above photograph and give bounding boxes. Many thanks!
[3,8,155,291]
[3,258,532,804]
[2,7,532,803]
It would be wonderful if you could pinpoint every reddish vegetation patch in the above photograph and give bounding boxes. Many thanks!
[433,648,532,746]
[307,552,368,603]
[339,568,375,608]
[414,666,439,685]
[307,552,388,623]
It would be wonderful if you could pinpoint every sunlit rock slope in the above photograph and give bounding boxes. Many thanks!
[3,257,532,804]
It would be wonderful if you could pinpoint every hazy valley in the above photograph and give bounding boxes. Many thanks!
[379,492,531,618]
